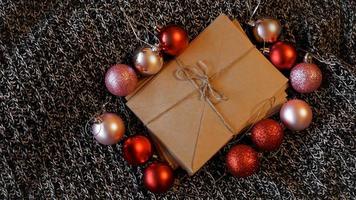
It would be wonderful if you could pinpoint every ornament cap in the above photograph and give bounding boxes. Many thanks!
[303,53,314,63]
[151,44,161,52]
[247,20,256,27]
[155,25,163,32]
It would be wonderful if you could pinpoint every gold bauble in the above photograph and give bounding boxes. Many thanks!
[133,47,164,75]
[252,18,282,43]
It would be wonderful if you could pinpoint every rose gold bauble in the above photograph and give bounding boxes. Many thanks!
[133,47,163,75]
[143,162,174,193]
[280,99,313,131]
[252,18,282,43]
[92,113,125,145]
[122,135,152,165]
[269,41,297,70]
[158,25,189,56]
[251,119,284,151]
[105,64,138,96]
[226,144,259,178]
[290,63,322,93]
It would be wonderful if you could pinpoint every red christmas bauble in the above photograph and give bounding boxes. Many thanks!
[226,144,259,177]
[143,162,174,193]
[269,41,297,70]
[122,135,152,165]
[105,64,138,96]
[251,119,284,151]
[158,25,189,56]
[290,62,322,93]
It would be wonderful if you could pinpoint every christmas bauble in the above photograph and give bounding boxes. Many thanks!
[92,113,125,145]
[123,135,152,165]
[280,99,313,131]
[158,25,189,56]
[143,162,174,193]
[105,64,138,96]
[269,41,297,70]
[252,18,281,43]
[133,47,164,75]
[290,63,322,93]
[226,144,259,178]
[251,119,284,151]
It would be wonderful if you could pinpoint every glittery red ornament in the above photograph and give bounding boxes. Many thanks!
[290,63,322,93]
[123,135,152,165]
[143,162,174,193]
[226,144,259,177]
[251,119,284,151]
[269,41,297,70]
[158,25,189,56]
[105,64,138,96]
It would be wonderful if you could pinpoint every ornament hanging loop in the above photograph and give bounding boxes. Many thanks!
[260,47,270,55]
[84,99,111,136]
[246,0,261,25]
[120,7,159,49]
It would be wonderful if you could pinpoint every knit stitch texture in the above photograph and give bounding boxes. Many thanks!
[0,0,355,199]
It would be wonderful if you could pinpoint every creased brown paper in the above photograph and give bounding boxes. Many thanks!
[126,14,288,175]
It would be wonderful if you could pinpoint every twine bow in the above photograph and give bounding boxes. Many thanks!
[174,59,235,133]
[174,59,277,135]
[175,60,228,104]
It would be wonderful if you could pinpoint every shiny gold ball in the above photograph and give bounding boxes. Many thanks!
[133,47,164,75]
[252,18,282,43]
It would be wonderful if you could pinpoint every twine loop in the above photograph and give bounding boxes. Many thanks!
[174,59,234,133]
[175,60,228,104]
[174,59,277,135]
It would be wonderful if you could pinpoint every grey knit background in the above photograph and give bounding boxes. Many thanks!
[1,0,355,199]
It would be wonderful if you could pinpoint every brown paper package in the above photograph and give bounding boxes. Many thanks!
[126,14,288,175]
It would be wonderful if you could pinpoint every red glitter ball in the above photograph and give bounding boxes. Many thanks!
[251,119,284,151]
[225,144,259,177]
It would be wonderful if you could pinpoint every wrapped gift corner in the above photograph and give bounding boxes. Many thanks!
[126,14,288,175]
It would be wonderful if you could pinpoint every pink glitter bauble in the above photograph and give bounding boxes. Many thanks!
[290,63,322,93]
[105,64,138,96]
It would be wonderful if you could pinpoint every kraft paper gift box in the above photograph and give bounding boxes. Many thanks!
[126,14,288,175]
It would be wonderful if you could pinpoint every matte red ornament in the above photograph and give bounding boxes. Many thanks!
[226,144,259,177]
[143,162,174,193]
[105,64,138,96]
[290,63,322,93]
[251,119,284,151]
[123,135,152,165]
[269,41,297,70]
[158,25,189,56]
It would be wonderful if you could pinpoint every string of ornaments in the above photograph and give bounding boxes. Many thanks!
[89,7,323,193]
